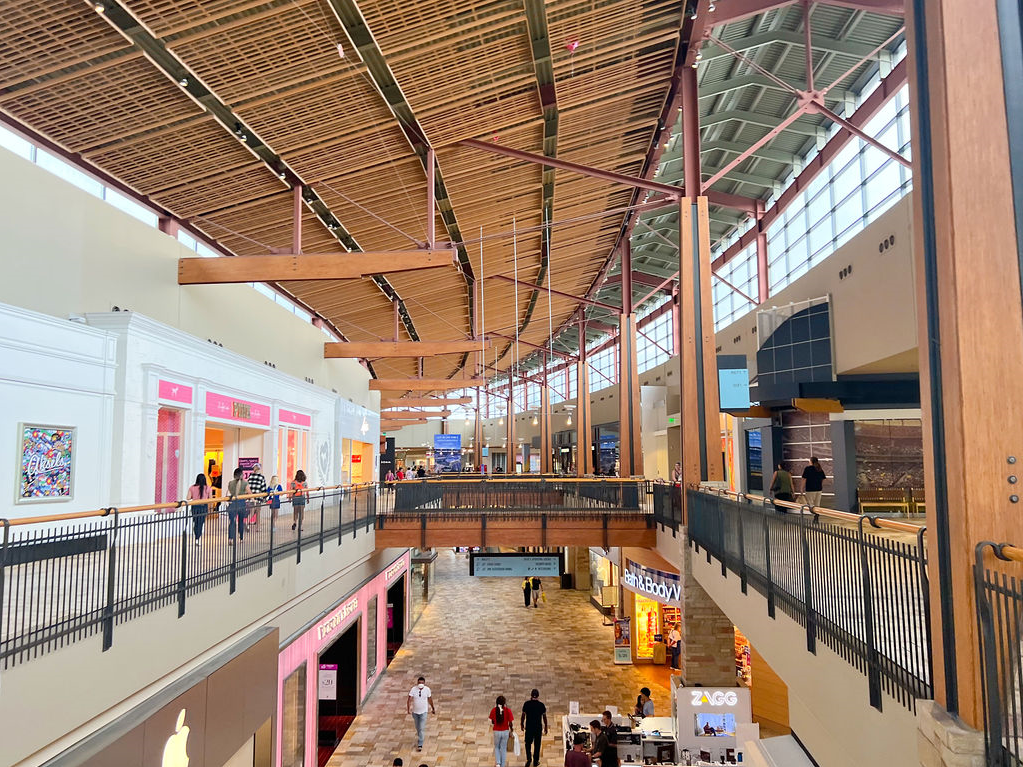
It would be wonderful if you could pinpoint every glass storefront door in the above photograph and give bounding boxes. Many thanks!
[155,407,183,504]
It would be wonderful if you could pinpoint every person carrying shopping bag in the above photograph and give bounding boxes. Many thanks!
[488,695,515,767]
[290,469,307,532]
[186,473,212,544]
[226,467,249,544]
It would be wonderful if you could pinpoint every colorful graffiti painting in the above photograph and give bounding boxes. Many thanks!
[19,425,74,502]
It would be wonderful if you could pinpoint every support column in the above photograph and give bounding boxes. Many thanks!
[907,0,1023,727]
[539,361,553,473]
[830,419,858,513]
[618,314,643,478]
[474,387,484,473]
[755,199,769,304]
[576,319,593,476]
[618,242,643,478]
[506,382,516,473]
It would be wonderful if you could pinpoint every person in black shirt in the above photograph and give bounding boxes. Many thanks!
[800,457,826,509]
[520,688,548,767]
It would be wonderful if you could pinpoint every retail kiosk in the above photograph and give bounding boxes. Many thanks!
[561,713,676,764]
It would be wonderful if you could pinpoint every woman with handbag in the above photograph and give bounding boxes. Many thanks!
[769,463,795,513]
[186,473,212,544]
[267,474,283,527]
[488,695,515,767]
[226,467,249,543]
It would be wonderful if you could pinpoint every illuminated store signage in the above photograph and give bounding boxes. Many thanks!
[316,596,358,642]
[691,690,739,707]
[279,408,312,427]
[162,709,190,767]
[206,392,271,426]
[159,380,193,405]
[621,559,681,605]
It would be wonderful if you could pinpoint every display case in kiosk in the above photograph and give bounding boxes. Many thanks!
[562,713,676,764]
[675,686,752,764]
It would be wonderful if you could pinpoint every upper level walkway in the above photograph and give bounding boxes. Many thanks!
[375,477,659,548]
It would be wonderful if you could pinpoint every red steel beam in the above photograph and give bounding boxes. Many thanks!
[460,139,683,198]
[711,57,908,271]
[489,275,620,313]
[710,0,902,26]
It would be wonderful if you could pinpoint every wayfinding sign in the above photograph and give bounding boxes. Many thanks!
[469,552,564,577]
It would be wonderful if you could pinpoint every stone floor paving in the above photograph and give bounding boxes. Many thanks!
[328,549,674,767]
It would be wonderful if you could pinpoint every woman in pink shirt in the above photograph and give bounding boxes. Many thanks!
[186,473,213,544]
[489,695,515,767]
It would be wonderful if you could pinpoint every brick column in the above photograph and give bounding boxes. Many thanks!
[679,528,736,686]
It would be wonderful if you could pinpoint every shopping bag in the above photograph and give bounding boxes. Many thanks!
[542,591,548,603]
[513,731,521,756]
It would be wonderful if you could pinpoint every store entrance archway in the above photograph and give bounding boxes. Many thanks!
[204,423,266,496]
[316,620,359,766]
[386,575,406,664]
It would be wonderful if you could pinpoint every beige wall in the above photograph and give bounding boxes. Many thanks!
[0,146,375,411]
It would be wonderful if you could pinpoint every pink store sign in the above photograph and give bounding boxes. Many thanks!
[275,551,409,767]
[279,408,312,428]
[205,392,271,426]
[158,380,193,405]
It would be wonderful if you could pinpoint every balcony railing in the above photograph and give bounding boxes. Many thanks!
[0,483,384,669]
[687,487,933,713]
[975,541,1023,765]
[389,477,645,514]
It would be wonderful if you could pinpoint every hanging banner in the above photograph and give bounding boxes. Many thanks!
[433,434,462,472]
[318,664,338,700]
[613,617,632,665]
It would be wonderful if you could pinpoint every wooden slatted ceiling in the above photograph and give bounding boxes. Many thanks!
[0,3,131,89]
[0,0,684,380]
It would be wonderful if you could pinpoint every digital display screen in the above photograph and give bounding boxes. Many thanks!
[718,368,751,410]
[695,713,736,738]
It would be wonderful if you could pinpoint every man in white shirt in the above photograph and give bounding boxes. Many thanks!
[406,675,436,751]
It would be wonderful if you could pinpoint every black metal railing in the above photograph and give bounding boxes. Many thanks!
[688,488,932,712]
[390,478,645,514]
[975,541,1023,765]
[0,484,385,669]
[651,482,682,532]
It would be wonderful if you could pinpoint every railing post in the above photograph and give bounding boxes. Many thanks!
[541,512,548,548]
[339,489,346,547]
[974,542,1006,764]
[296,510,303,565]
[917,526,933,694]
[319,491,325,554]
[101,508,119,650]
[858,516,882,710]
[230,506,238,593]
[178,503,188,618]
[603,512,609,550]
[736,494,747,595]
[268,511,275,577]
[0,519,9,652]
[718,496,727,577]
[480,514,487,549]
[763,511,775,619]
[799,516,816,653]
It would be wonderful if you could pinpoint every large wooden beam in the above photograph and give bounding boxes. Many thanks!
[325,340,490,358]
[370,378,486,392]
[178,250,455,284]
[381,410,452,419]
[381,419,426,430]
[380,397,472,408]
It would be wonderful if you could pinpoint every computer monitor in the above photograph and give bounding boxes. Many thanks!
[694,713,736,738]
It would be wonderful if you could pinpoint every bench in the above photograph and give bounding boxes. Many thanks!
[910,487,925,517]
[857,488,912,517]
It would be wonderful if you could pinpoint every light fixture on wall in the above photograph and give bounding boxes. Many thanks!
[566,414,573,426]
[499,417,504,425]
[532,414,539,426]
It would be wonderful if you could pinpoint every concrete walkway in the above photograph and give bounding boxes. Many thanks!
[328,549,673,767]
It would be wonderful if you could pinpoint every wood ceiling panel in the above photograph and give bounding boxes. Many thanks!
[0,3,132,90]
[1,56,202,152]
[151,164,283,217]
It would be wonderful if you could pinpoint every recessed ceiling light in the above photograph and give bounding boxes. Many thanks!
[178,77,188,87]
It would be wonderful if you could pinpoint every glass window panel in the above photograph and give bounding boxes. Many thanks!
[0,125,32,159]
[36,150,103,197]
[104,188,159,227]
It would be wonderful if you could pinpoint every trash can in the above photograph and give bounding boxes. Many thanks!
[560,572,574,589]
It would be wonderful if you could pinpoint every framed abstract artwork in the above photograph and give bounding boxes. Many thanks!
[17,424,75,503]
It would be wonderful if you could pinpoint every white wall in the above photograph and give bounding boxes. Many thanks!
[0,304,117,519]
[0,145,376,409]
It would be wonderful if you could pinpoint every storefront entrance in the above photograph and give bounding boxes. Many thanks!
[386,575,406,663]
[343,438,373,483]
[316,620,359,766]
[205,423,265,495]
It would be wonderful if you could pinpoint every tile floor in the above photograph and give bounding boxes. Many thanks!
[328,549,674,767]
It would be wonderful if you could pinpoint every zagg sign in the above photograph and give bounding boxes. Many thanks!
[621,559,681,605]
[691,690,739,707]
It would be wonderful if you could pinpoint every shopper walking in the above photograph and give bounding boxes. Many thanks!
[671,461,683,483]
[488,695,514,767]
[406,676,435,751]
[227,467,249,543]
[529,576,544,608]
[290,469,307,532]
[247,463,267,529]
[186,473,212,544]
[769,463,795,512]
[267,474,283,526]
[521,688,548,767]
[521,576,532,608]
[634,688,654,717]
[800,456,826,509]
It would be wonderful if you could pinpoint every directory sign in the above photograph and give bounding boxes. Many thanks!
[469,552,563,577]
[717,355,751,411]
